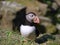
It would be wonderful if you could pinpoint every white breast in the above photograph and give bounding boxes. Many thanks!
[20,25,36,37]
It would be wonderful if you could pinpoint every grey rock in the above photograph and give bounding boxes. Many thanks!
[56,23,60,30]
[57,14,60,22]
[0,1,25,12]
[55,0,60,6]
[52,2,58,10]
[37,3,48,16]
[57,14,60,18]
[0,1,26,30]
[39,16,52,22]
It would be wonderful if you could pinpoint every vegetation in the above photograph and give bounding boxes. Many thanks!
[0,0,60,45]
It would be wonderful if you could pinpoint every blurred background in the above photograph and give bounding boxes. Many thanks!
[0,0,60,45]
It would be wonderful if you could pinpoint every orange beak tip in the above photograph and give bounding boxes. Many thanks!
[33,16,40,24]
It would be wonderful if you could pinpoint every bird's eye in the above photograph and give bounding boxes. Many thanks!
[31,15,33,17]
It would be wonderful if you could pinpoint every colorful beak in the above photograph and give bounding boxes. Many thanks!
[33,16,40,24]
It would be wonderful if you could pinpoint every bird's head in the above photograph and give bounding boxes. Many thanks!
[26,12,40,24]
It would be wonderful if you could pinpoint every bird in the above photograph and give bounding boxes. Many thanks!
[12,8,40,39]
[20,12,40,39]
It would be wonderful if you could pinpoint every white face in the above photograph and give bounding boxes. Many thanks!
[26,13,40,24]
[26,13,35,22]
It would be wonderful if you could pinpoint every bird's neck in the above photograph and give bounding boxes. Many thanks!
[24,20,34,26]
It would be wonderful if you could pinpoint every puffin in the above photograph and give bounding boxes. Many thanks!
[20,12,40,38]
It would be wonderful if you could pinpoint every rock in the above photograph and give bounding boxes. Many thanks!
[1,1,25,12]
[38,3,48,16]
[38,16,56,34]
[41,22,56,34]
[57,14,60,22]
[0,1,26,30]
[39,16,52,22]
[56,23,60,30]
[55,0,60,6]
[57,14,60,18]
[52,2,58,10]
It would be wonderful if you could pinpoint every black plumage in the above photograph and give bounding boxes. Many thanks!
[12,7,40,37]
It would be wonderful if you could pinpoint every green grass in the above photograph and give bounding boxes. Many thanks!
[0,29,60,45]
[0,29,35,45]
